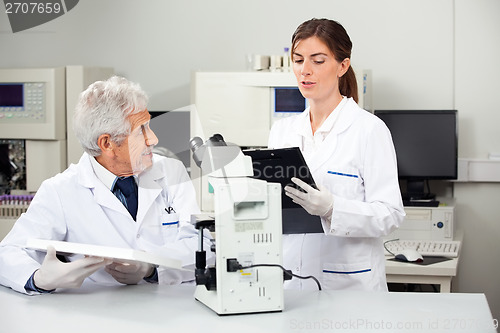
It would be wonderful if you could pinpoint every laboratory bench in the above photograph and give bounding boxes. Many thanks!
[0,283,496,332]
[386,255,458,293]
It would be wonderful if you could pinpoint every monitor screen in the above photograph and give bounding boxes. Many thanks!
[0,84,23,107]
[273,87,306,113]
[374,110,457,199]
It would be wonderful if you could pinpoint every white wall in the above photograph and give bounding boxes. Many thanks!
[0,0,454,111]
[453,0,500,322]
[0,0,499,320]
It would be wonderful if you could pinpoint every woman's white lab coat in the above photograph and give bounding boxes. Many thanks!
[0,153,210,294]
[268,98,405,291]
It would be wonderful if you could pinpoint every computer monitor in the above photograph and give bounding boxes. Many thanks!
[374,110,457,202]
[272,87,307,114]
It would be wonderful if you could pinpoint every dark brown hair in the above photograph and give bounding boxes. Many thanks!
[292,18,358,103]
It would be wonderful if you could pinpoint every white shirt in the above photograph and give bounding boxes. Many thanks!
[89,156,137,191]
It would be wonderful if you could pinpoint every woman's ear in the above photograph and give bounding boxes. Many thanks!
[338,58,351,78]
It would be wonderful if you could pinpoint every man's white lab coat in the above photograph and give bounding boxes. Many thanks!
[0,153,210,294]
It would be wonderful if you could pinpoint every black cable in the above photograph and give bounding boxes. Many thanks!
[241,263,322,291]
[383,238,399,256]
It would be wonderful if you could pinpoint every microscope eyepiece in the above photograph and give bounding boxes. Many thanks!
[190,136,204,152]
[190,136,205,168]
[208,134,226,146]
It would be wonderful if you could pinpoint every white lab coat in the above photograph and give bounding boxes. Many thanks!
[268,98,405,291]
[0,153,211,294]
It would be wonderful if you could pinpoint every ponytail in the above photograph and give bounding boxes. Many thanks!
[339,66,358,103]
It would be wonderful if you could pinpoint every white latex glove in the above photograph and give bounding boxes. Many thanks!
[105,261,154,285]
[34,246,111,291]
[284,177,334,217]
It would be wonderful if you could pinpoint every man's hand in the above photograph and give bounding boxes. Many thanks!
[285,177,334,217]
[105,261,154,285]
[34,246,110,291]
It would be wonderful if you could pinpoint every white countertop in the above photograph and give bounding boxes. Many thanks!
[0,283,496,332]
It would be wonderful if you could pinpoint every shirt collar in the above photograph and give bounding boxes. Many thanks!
[316,96,347,134]
[89,155,137,191]
[297,109,313,138]
[298,96,347,139]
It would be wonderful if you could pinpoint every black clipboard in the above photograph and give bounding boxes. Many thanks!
[243,147,323,234]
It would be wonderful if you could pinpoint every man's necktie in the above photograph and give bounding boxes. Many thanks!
[113,176,138,221]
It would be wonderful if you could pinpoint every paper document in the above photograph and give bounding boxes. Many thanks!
[26,239,185,270]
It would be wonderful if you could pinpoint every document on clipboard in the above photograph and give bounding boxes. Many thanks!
[26,239,187,270]
[243,147,323,234]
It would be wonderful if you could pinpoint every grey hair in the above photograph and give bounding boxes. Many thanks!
[73,76,149,156]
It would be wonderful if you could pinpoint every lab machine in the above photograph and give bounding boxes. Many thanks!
[0,66,113,238]
[0,66,113,193]
[0,67,66,193]
[190,134,284,315]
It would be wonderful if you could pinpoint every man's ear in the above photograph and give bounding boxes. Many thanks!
[97,134,114,157]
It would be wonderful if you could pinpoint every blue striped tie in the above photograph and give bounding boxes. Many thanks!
[113,176,138,221]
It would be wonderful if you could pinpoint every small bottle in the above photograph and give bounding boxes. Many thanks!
[282,47,290,71]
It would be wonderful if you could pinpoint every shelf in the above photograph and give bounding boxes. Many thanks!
[456,158,500,182]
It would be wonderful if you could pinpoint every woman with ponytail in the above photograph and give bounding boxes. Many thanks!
[268,18,405,291]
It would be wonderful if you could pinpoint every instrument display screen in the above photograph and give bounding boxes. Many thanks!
[0,84,23,107]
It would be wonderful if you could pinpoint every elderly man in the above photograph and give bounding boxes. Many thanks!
[0,76,210,294]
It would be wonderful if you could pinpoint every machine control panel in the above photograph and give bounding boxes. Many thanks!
[0,83,46,123]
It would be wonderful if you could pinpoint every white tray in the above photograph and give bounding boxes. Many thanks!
[26,239,185,270]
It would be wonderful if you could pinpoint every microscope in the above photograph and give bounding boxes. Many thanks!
[190,134,284,315]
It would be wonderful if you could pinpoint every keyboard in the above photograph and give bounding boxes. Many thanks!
[384,239,460,258]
